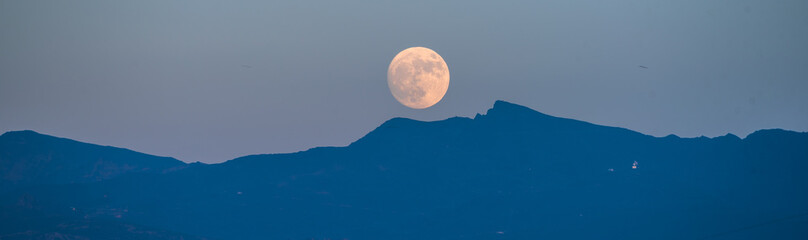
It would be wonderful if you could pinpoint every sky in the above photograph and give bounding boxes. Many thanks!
[1,0,807,163]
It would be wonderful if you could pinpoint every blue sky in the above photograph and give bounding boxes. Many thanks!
[1,0,806,163]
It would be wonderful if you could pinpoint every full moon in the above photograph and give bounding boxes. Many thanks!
[387,47,450,109]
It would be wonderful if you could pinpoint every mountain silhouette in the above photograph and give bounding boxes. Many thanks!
[0,130,186,193]
[1,100,807,239]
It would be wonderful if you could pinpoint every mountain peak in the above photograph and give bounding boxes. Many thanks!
[488,100,538,115]
[1,130,43,138]
[475,100,556,124]
[492,99,521,108]
[0,130,75,146]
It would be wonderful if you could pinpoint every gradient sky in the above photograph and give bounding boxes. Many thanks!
[2,0,806,163]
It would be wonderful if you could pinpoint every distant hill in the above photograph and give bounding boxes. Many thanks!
[0,130,187,192]
[1,101,807,239]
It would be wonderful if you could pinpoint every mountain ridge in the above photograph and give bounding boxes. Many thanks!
[0,129,187,192]
[1,100,807,239]
[351,100,801,152]
[3,101,804,167]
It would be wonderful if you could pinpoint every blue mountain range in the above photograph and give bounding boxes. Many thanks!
[1,100,806,239]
